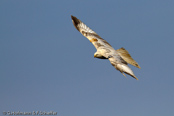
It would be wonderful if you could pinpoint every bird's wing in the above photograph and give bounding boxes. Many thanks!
[116,48,141,68]
[71,15,112,49]
[108,56,138,80]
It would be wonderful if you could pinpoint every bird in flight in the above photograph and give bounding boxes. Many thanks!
[71,15,141,80]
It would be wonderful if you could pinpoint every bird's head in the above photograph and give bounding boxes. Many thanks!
[94,53,102,58]
[94,51,107,59]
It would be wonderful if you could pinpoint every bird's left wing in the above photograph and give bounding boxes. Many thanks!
[116,47,141,68]
[71,15,112,49]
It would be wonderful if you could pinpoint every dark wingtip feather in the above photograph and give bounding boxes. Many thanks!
[71,15,80,31]
[71,15,76,20]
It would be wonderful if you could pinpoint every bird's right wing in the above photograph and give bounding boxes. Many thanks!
[108,56,138,80]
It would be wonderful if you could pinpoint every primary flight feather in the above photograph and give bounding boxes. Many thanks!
[71,15,140,80]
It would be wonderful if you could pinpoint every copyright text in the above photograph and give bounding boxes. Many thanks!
[2,111,57,115]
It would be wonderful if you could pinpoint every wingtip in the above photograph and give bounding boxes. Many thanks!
[130,74,138,80]
[71,15,75,19]
[129,74,139,80]
[135,63,141,69]
[122,72,138,80]
[133,75,139,80]
[71,15,81,31]
[71,15,78,21]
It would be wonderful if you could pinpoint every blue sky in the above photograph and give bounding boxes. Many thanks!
[1,0,174,116]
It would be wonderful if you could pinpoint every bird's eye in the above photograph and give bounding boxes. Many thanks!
[108,55,113,58]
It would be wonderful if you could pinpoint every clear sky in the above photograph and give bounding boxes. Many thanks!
[1,0,174,116]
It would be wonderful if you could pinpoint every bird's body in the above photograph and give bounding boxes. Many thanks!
[71,15,140,80]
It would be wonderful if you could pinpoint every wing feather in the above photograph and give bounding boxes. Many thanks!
[109,57,138,80]
[71,15,112,49]
[71,15,140,80]
[116,48,141,68]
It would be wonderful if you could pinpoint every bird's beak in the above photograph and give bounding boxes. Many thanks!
[94,54,97,58]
